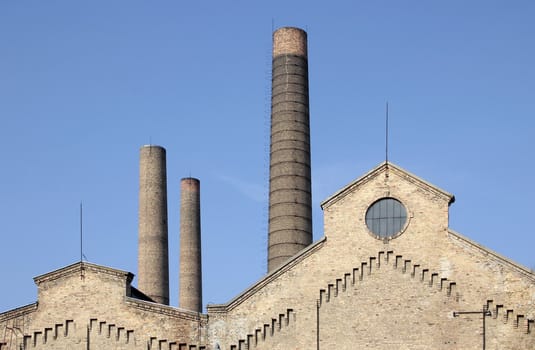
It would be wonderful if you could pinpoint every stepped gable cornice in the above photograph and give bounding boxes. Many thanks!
[321,161,455,210]
[207,237,327,314]
[33,261,134,286]
[448,229,535,282]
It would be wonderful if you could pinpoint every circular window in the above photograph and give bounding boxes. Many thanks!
[365,198,407,239]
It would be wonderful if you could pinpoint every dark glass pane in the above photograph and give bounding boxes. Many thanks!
[386,199,392,218]
[373,219,380,236]
[365,198,407,238]
[399,203,407,219]
[394,202,401,218]
[379,218,387,237]
[380,199,387,217]
[387,217,394,235]
[394,217,401,233]
[372,204,379,219]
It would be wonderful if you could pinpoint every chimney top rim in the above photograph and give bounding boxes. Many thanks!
[273,26,307,33]
[181,177,200,182]
[140,144,166,150]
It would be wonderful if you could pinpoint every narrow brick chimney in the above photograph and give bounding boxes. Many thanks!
[179,177,202,312]
[137,145,169,305]
[268,27,313,272]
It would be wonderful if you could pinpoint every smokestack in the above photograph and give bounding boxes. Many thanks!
[268,27,313,272]
[179,177,202,312]
[137,145,169,305]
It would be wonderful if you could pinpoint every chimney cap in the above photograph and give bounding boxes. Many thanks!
[140,144,166,151]
[273,27,307,58]
[181,177,200,183]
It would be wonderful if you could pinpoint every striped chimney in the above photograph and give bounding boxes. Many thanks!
[268,27,313,272]
[179,177,202,312]
[137,145,170,305]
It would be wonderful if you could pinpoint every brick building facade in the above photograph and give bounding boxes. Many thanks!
[1,27,533,350]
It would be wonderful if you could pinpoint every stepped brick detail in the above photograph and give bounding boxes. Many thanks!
[228,309,295,349]
[6,318,207,349]
[146,336,205,350]
[88,318,135,346]
[316,250,534,337]
[485,300,534,335]
[21,319,75,348]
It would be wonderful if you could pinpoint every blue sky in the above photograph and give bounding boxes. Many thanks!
[1,1,534,312]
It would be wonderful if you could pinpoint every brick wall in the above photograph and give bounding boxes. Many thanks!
[207,163,534,349]
[2,163,533,349]
[0,263,206,349]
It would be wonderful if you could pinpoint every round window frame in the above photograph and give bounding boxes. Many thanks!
[364,197,410,241]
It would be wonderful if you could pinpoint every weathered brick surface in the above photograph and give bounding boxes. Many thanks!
[138,144,169,305]
[179,177,203,313]
[268,26,312,272]
[206,162,534,349]
[272,27,307,58]
[2,162,533,349]
[0,263,206,349]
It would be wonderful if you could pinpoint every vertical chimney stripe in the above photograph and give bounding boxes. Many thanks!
[137,145,170,305]
[179,177,202,312]
[268,27,313,272]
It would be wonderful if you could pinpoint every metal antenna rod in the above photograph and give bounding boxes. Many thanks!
[385,102,389,163]
[80,202,83,262]
[80,201,85,281]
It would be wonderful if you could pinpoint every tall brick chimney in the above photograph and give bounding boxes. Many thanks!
[179,177,202,312]
[137,145,170,305]
[268,27,313,272]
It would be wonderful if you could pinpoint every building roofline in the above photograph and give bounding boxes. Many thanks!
[33,261,135,286]
[125,297,207,322]
[207,237,327,313]
[447,229,535,282]
[0,302,38,321]
[321,161,455,210]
